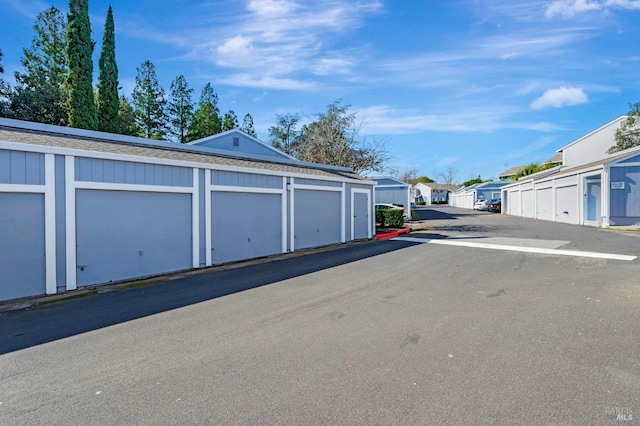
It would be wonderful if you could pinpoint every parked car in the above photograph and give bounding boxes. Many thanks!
[375,203,405,212]
[473,199,490,210]
[487,199,501,213]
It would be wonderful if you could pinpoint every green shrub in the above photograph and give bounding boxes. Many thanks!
[375,210,385,225]
[383,209,405,227]
[417,201,426,206]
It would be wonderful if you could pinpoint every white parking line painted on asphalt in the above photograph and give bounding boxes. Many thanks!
[391,237,637,261]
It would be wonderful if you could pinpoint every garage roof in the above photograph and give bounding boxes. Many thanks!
[0,119,370,182]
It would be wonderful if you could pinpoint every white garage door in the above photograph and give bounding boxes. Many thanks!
[556,186,578,224]
[522,190,535,218]
[508,191,520,215]
[536,188,553,221]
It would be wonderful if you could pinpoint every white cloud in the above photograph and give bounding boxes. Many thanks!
[215,35,256,67]
[530,87,588,109]
[247,0,297,16]
[216,73,315,90]
[355,105,560,134]
[313,57,355,75]
[545,0,640,18]
[545,0,601,18]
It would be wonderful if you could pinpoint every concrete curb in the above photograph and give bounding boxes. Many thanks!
[375,227,411,240]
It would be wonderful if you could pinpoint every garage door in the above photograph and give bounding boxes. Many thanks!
[522,190,534,218]
[556,186,578,224]
[294,189,341,249]
[211,192,282,264]
[536,188,553,221]
[76,190,192,286]
[508,191,520,215]
[0,193,46,301]
[352,192,369,240]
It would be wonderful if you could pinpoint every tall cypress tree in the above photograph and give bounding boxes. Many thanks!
[97,5,119,133]
[66,0,97,130]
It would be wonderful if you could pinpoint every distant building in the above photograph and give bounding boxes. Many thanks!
[449,181,509,209]
[370,176,411,217]
[501,116,640,227]
[413,182,459,204]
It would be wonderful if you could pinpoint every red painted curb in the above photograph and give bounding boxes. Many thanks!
[375,227,411,240]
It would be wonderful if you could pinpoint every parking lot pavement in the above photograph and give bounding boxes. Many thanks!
[1,207,639,425]
[408,205,640,258]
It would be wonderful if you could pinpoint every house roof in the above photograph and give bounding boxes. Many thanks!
[498,165,526,178]
[544,153,563,164]
[369,176,410,186]
[415,182,459,191]
[187,128,298,161]
[0,118,369,182]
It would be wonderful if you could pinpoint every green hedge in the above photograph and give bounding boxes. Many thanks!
[376,209,404,227]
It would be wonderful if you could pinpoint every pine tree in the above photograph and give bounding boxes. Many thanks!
[10,7,68,125]
[222,110,238,131]
[131,60,167,139]
[185,83,221,141]
[118,95,140,136]
[97,5,119,133]
[240,113,257,137]
[66,0,97,130]
[167,75,194,143]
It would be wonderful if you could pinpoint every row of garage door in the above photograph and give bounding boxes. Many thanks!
[1,188,371,301]
[505,185,580,224]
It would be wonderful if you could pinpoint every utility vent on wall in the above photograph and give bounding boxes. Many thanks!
[233,137,239,147]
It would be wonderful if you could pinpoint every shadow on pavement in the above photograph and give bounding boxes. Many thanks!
[412,207,489,221]
[0,239,417,355]
[426,224,502,234]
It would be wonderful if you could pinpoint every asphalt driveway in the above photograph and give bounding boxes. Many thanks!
[1,206,638,425]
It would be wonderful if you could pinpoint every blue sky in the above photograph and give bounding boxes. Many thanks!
[2,0,640,182]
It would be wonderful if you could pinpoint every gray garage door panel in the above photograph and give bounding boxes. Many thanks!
[0,193,46,301]
[295,189,341,249]
[353,192,369,240]
[211,192,282,264]
[76,190,192,286]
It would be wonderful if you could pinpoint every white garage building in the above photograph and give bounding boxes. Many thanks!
[0,118,376,302]
[501,116,640,227]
